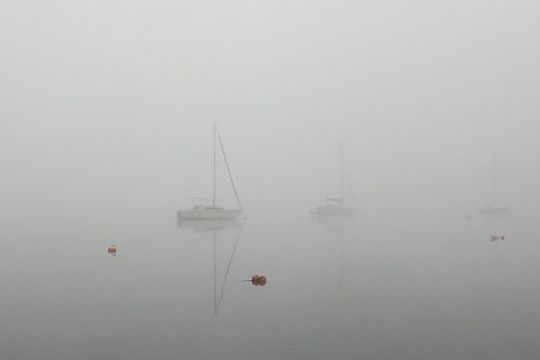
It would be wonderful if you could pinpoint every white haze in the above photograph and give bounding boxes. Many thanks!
[0,1,539,359]
[1,0,539,224]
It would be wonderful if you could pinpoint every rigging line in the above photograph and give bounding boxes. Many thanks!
[340,142,344,202]
[494,153,498,205]
[213,232,217,315]
[216,126,243,210]
[216,227,242,310]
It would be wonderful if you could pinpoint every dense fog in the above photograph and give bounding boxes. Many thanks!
[1,1,539,359]
[2,0,539,223]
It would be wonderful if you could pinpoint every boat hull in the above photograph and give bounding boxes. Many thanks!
[177,207,241,221]
[310,206,356,217]
[177,218,241,232]
[477,207,510,216]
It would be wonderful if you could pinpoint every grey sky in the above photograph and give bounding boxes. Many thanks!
[1,0,539,221]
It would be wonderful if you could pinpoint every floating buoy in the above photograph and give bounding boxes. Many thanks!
[251,274,267,286]
[240,274,267,286]
[107,244,117,255]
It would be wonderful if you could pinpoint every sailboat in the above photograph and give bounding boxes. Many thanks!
[477,154,509,216]
[177,124,242,221]
[310,143,356,217]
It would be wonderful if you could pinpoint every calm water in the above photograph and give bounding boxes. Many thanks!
[1,210,540,360]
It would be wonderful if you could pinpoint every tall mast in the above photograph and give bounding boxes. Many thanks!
[213,124,216,207]
[494,153,498,205]
[340,142,344,206]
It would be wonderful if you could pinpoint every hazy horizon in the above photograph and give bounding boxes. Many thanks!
[1,1,539,359]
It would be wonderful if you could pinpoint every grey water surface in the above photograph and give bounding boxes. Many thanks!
[1,210,540,360]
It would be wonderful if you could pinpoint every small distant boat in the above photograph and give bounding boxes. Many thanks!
[478,206,510,216]
[177,124,242,221]
[477,155,510,216]
[311,143,356,217]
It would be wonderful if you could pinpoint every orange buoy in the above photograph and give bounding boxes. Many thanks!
[107,244,117,255]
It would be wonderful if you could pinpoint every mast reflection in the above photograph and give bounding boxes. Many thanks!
[312,215,356,289]
[177,218,242,314]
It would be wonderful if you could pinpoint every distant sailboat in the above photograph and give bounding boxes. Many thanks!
[177,124,242,221]
[310,143,356,217]
[478,154,509,216]
[478,205,509,216]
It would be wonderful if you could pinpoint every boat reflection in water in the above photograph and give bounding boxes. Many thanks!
[311,211,356,230]
[176,218,241,233]
[177,218,243,314]
[312,212,356,289]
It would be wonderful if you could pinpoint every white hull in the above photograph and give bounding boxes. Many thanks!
[177,207,241,220]
[310,206,356,217]
[177,218,241,232]
[477,206,510,216]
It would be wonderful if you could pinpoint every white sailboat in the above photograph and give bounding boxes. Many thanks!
[311,143,356,217]
[478,205,509,216]
[177,124,242,221]
[477,154,509,216]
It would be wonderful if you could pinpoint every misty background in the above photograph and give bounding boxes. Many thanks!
[1,0,539,225]
[1,1,540,359]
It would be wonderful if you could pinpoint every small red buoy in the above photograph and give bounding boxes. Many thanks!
[107,245,117,256]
